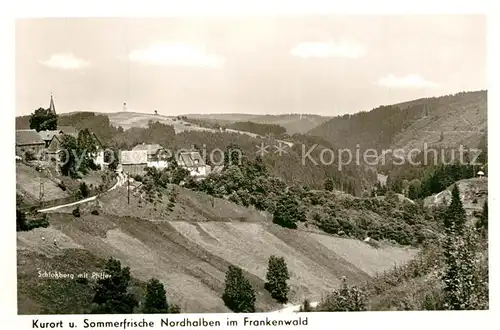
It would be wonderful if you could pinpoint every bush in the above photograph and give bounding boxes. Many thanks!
[79,182,90,198]
[76,277,89,285]
[91,209,99,215]
[58,182,67,191]
[299,299,313,312]
[16,208,28,232]
[273,193,304,229]
[324,178,334,191]
[25,215,50,230]
[24,151,37,161]
[72,207,81,218]
[317,278,367,311]
[168,304,181,314]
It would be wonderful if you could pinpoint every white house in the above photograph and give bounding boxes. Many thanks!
[178,151,210,179]
[132,143,168,169]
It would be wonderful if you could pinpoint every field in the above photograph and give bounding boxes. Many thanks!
[16,163,71,203]
[104,112,215,133]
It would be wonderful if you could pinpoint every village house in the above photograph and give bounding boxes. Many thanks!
[132,143,168,169]
[38,126,78,146]
[15,129,45,158]
[43,129,107,169]
[177,150,211,179]
[87,133,107,169]
[119,150,148,176]
[41,127,78,161]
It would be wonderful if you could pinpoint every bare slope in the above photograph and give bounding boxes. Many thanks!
[17,186,417,313]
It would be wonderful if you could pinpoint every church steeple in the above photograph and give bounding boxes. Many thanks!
[48,93,56,114]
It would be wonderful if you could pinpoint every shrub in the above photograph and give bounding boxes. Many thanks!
[16,208,28,232]
[273,193,304,229]
[168,304,181,314]
[76,277,89,285]
[72,207,81,218]
[24,151,37,161]
[324,178,334,191]
[26,215,50,230]
[91,209,99,215]
[58,182,67,191]
[299,299,313,312]
[317,278,367,311]
[79,182,90,198]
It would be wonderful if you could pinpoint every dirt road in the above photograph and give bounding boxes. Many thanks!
[38,172,126,213]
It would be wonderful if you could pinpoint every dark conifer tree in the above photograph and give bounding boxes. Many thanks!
[265,255,290,304]
[142,278,168,313]
[222,265,256,313]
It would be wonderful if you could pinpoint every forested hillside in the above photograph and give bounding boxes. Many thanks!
[186,113,330,134]
[308,90,486,151]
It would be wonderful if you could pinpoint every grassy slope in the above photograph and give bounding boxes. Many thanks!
[424,178,488,217]
[17,184,417,313]
[16,163,108,207]
[16,163,71,203]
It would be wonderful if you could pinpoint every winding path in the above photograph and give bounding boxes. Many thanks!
[38,172,126,213]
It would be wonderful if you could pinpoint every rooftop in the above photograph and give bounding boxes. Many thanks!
[16,129,45,146]
[120,150,148,165]
[178,151,205,168]
[132,143,163,156]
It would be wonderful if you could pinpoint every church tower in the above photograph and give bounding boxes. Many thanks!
[48,93,56,115]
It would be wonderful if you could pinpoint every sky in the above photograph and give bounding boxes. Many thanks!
[15,15,487,116]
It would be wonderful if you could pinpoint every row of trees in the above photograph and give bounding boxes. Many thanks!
[222,255,290,312]
[90,258,180,314]
[228,121,287,137]
[385,163,478,200]
[90,255,291,314]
